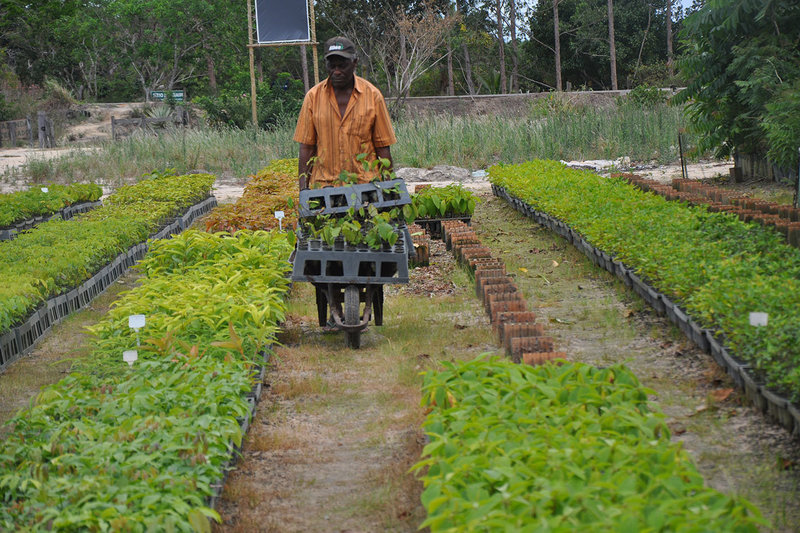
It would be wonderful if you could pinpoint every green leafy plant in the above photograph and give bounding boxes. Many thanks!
[0,229,293,531]
[0,183,102,228]
[0,172,214,334]
[414,356,766,531]
[412,184,478,219]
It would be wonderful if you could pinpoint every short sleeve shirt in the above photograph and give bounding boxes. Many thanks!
[293,75,397,187]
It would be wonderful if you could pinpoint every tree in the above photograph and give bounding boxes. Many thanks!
[666,0,673,78]
[553,0,562,91]
[676,0,800,171]
[495,0,507,93]
[607,0,618,90]
[380,2,458,109]
[509,0,519,92]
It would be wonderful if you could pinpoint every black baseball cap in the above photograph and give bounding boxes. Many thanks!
[324,36,357,60]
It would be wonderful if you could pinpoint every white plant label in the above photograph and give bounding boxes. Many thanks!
[128,314,146,330]
[41,187,49,193]
[749,312,768,327]
[123,349,138,367]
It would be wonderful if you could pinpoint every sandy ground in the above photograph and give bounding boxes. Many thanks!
[0,103,144,179]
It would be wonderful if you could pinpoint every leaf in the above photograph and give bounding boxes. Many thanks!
[188,509,212,533]
[709,388,734,403]
[518,267,528,273]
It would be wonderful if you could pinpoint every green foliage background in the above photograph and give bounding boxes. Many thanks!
[677,0,800,171]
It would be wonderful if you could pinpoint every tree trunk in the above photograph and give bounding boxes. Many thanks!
[205,53,217,95]
[666,0,674,78]
[553,0,562,91]
[496,0,507,94]
[607,0,618,90]
[463,43,476,95]
[300,44,310,93]
[509,0,518,92]
[446,41,455,96]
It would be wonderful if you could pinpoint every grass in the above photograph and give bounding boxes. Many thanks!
[3,102,695,185]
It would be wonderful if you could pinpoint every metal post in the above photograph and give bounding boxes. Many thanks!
[678,133,687,181]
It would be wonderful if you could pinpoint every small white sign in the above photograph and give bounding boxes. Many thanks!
[123,349,138,367]
[41,187,49,193]
[128,314,146,330]
[275,211,285,230]
[749,312,768,327]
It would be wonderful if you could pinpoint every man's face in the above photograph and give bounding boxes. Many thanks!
[326,56,357,88]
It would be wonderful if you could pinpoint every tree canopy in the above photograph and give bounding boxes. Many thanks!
[0,0,693,120]
[676,0,800,170]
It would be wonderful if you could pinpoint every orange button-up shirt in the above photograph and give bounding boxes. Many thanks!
[293,75,397,187]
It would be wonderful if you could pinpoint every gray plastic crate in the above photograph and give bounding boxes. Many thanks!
[298,179,411,218]
[291,227,409,285]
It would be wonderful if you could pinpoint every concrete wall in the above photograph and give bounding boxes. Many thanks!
[386,91,631,118]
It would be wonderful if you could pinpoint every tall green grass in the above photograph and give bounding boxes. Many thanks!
[3,102,695,185]
[397,101,693,168]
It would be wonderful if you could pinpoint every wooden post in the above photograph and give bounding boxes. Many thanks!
[246,0,258,126]
[0,123,4,148]
[38,111,47,149]
[26,116,33,147]
[46,117,55,147]
[308,0,319,85]
[9,122,17,147]
[111,116,117,141]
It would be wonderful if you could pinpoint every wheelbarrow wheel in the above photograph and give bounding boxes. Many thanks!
[344,285,361,349]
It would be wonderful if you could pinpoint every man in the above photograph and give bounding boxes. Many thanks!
[294,36,397,190]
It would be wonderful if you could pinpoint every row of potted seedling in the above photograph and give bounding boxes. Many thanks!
[440,219,566,366]
[622,174,800,247]
[407,222,431,267]
[204,159,299,233]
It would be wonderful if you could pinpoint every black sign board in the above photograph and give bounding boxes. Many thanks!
[255,0,311,43]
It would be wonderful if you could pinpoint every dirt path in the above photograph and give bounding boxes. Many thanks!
[214,242,493,532]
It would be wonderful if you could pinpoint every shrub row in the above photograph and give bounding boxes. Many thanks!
[204,159,299,233]
[0,229,293,531]
[489,160,800,401]
[0,173,214,335]
[0,183,103,228]
[414,357,765,531]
